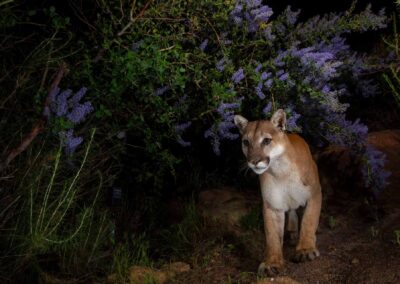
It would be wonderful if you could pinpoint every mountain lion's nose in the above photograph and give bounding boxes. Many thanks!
[250,158,262,165]
[249,157,270,166]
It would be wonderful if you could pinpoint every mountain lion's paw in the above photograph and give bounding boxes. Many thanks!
[257,261,282,277]
[292,248,320,263]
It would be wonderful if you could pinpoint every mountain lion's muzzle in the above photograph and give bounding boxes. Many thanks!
[248,156,270,175]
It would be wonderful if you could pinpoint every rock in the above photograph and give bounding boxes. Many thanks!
[106,273,118,284]
[368,130,400,240]
[165,198,185,225]
[316,130,400,238]
[128,266,167,284]
[351,257,360,265]
[161,261,191,278]
[40,273,73,284]
[167,261,190,273]
[256,276,301,284]
[315,145,361,196]
[367,130,400,207]
[316,129,400,197]
[197,187,259,235]
[128,262,190,284]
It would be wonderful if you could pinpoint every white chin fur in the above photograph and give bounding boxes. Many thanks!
[248,162,269,175]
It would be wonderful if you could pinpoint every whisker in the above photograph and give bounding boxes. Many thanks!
[239,159,252,176]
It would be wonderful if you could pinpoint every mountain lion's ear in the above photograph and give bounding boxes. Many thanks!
[234,115,248,134]
[271,109,286,131]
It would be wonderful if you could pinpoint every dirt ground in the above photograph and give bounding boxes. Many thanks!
[170,195,400,284]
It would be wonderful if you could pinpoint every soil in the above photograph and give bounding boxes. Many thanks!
[170,194,400,284]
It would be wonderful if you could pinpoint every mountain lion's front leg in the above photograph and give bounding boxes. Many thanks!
[258,202,285,276]
[293,189,322,262]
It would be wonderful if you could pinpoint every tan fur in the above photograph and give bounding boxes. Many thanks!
[234,110,322,276]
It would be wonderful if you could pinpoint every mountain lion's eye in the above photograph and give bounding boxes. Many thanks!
[242,139,250,147]
[262,138,271,145]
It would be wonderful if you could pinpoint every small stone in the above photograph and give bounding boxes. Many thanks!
[129,266,167,284]
[106,273,118,283]
[161,261,191,278]
[351,258,360,265]
[257,276,301,284]
[197,187,259,236]
[116,131,126,139]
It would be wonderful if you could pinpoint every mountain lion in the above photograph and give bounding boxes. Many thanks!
[234,109,322,276]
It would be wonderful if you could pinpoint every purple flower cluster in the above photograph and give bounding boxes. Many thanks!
[204,127,221,155]
[283,6,301,26]
[220,32,233,45]
[254,63,262,73]
[59,129,83,156]
[199,39,208,51]
[269,41,348,114]
[263,26,275,41]
[131,40,144,52]
[50,87,93,125]
[287,35,379,98]
[205,99,242,155]
[216,57,229,72]
[263,102,272,116]
[175,121,192,133]
[255,82,265,99]
[175,122,192,147]
[277,34,381,110]
[49,87,93,156]
[252,63,293,104]
[253,68,274,99]
[278,72,289,81]
[154,86,170,96]
[315,36,382,99]
[323,113,368,148]
[269,6,300,37]
[286,110,301,131]
[230,0,274,33]
[53,89,72,116]
[66,102,93,124]
[356,79,379,98]
[231,68,245,84]
[283,44,341,85]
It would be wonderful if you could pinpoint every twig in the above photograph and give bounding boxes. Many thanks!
[1,84,18,109]
[135,17,186,22]
[203,16,222,46]
[0,63,68,172]
[92,1,152,63]
[68,0,97,32]
[0,0,14,8]
[159,45,175,52]
[117,0,152,37]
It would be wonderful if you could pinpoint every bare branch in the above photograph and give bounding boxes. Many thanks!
[0,63,68,172]
[117,0,152,37]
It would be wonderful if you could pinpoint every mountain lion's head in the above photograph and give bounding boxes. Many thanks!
[234,109,287,175]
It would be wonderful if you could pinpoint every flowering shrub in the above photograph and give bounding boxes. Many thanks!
[3,0,390,194]
[71,0,388,192]
[158,0,388,191]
